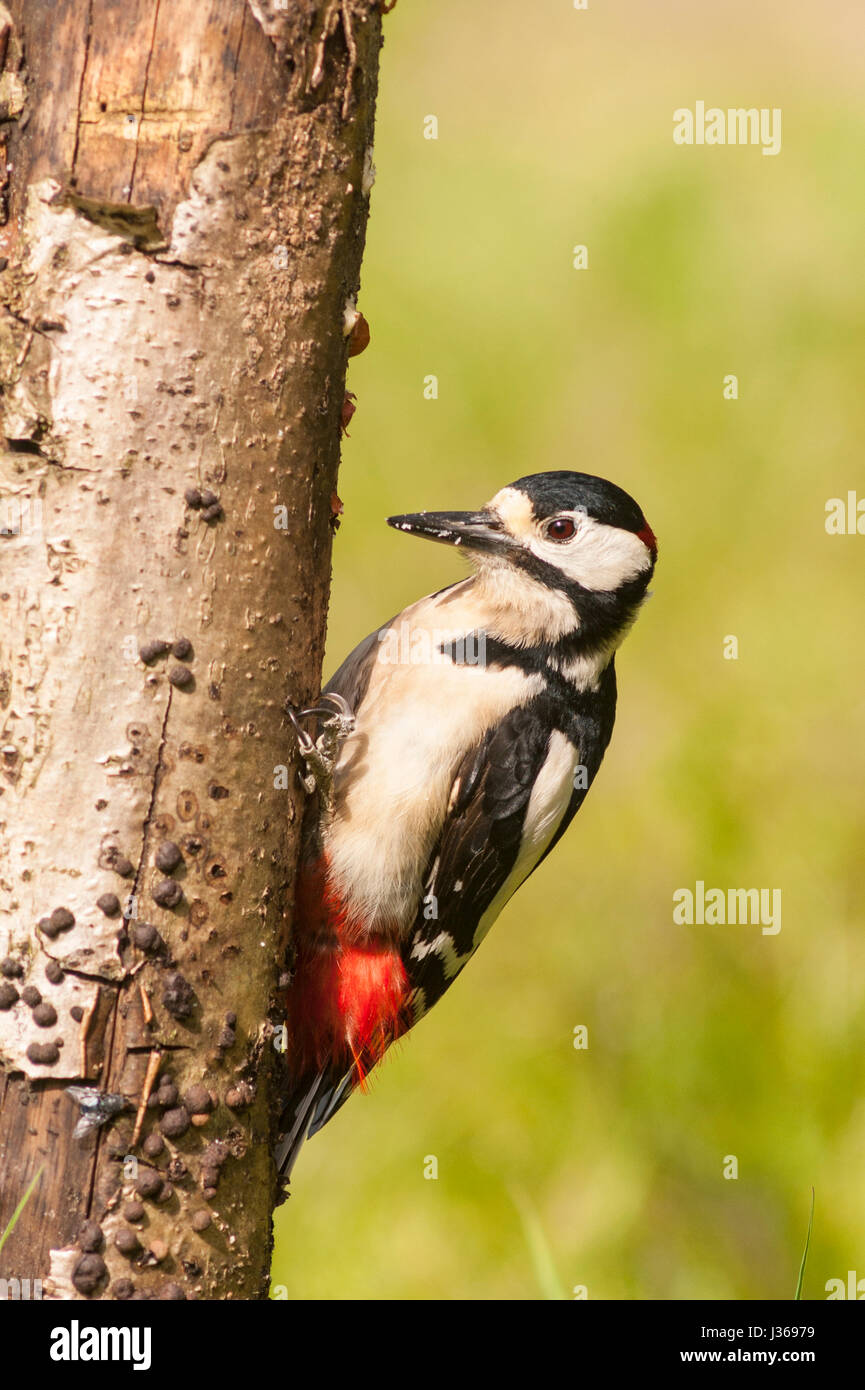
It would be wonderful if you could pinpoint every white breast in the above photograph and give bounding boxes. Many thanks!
[323,583,546,933]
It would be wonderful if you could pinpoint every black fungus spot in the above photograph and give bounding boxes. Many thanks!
[172,637,193,660]
[78,1220,104,1253]
[183,1085,213,1116]
[0,982,19,1009]
[142,1133,164,1159]
[72,1253,107,1296]
[44,960,65,985]
[45,906,75,937]
[168,664,193,688]
[162,972,195,1020]
[154,841,182,873]
[96,892,121,917]
[21,985,41,1007]
[33,1002,58,1027]
[157,1082,179,1108]
[152,879,182,909]
[139,639,170,664]
[160,1106,190,1139]
[224,1082,253,1111]
[134,1168,164,1201]
[132,922,161,952]
[114,1227,141,1257]
[27,1041,60,1065]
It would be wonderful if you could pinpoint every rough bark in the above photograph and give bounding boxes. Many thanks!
[0,0,382,1300]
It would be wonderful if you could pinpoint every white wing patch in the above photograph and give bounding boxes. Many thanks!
[471,728,581,949]
[410,929,473,981]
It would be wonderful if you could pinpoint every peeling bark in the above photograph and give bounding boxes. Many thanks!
[0,0,383,1299]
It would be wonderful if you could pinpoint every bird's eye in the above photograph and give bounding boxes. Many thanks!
[545,516,577,542]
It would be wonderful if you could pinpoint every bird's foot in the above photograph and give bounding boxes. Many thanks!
[285,692,355,811]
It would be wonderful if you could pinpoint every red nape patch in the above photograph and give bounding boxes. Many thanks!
[637,521,658,559]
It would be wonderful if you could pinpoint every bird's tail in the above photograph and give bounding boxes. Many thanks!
[275,1067,356,1182]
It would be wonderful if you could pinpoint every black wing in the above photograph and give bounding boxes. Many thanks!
[403,670,618,1020]
[403,702,558,1019]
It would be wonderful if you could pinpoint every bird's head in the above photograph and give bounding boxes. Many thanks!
[387,471,657,652]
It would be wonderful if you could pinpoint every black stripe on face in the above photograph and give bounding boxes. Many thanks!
[490,546,653,654]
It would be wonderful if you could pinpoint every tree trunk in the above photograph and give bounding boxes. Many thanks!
[0,0,382,1301]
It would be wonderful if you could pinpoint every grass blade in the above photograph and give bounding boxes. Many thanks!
[509,1185,568,1301]
[0,1166,44,1257]
[794,1187,815,1301]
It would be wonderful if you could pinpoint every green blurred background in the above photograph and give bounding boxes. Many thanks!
[273,0,865,1299]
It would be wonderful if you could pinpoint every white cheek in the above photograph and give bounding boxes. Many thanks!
[532,518,651,591]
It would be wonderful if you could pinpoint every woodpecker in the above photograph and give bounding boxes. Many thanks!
[276,470,657,1179]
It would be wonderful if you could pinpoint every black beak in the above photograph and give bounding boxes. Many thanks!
[386,509,513,556]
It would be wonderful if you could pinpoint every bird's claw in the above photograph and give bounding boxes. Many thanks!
[285,692,355,810]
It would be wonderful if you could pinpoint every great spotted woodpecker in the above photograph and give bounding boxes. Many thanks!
[276,471,657,1178]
